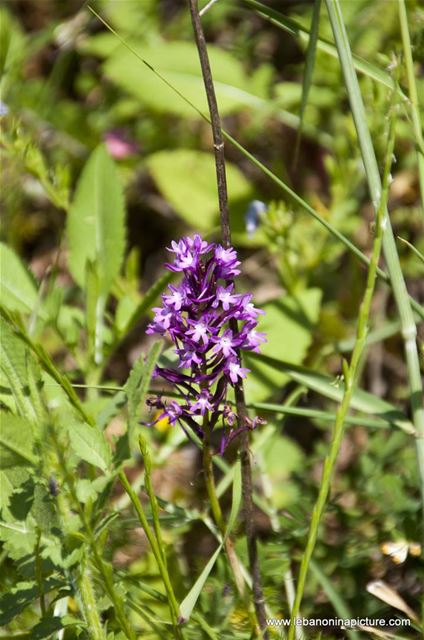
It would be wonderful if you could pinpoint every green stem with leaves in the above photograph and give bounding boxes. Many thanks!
[50,425,135,640]
[118,468,183,639]
[287,104,397,640]
[76,559,107,640]
[325,0,424,530]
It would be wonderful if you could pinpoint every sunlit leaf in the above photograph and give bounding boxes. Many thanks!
[146,149,253,231]
[0,243,38,315]
[66,144,126,294]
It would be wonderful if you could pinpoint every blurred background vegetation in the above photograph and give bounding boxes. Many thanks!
[0,0,423,638]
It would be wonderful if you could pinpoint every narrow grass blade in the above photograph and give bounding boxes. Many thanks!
[398,0,424,211]
[397,236,424,265]
[243,0,406,99]
[294,0,322,165]
[325,0,424,528]
[250,402,406,430]
[249,352,415,435]
[288,105,397,639]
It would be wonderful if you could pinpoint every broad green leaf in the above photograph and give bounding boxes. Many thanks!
[0,412,37,466]
[0,520,37,559]
[0,466,31,511]
[67,418,111,472]
[262,436,303,508]
[146,150,253,231]
[1,308,95,426]
[244,288,322,402]
[179,462,242,622]
[31,483,58,534]
[0,315,41,421]
[31,615,85,639]
[0,6,26,91]
[66,144,126,294]
[0,578,63,626]
[0,243,38,314]
[102,40,270,117]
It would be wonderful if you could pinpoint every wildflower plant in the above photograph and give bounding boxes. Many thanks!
[146,234,266,451]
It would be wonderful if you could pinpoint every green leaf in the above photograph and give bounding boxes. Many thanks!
[31,615,85,639]
[124,342,163,457]
[0,308,95,426]
[262,436,303,508]
[102,40,270,117]
[31,483,58,534]
[0,316,41,421]
[0,578,63,626]
[0,520,38,559]
[0,243,38,314]
[0,466,31,511]
[146,149,253,231]
[244,288,322,402]
[0,412,37,466]
[67,418,111,472]
[66,144,126,294]
[126,342,162,425]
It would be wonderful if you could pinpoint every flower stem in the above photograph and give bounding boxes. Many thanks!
[188,1,268,636]
[202,423,246,598]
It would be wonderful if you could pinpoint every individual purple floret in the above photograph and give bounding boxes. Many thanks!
[146,234,266,451]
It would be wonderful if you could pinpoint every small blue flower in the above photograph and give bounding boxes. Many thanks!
[245,200,267,238]
[0,101,9,117]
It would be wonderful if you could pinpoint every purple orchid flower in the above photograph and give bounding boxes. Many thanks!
[146,234,266,451]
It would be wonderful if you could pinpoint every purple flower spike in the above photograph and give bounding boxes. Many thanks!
[146,234,266,450]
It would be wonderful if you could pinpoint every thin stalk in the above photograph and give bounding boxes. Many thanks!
[202,421,246,597]
[188,0,268,635]
[398,0,424,211]
[326,0,424,530]
[118,470,183,639]
[287,105,397,640]
[35,531,46,617]
[77,560,107,640]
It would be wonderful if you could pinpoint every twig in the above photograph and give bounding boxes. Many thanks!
[188,1,269,637]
